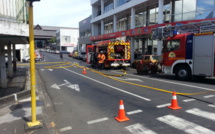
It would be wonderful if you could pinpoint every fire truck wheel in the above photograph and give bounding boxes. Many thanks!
[175,65,191,80]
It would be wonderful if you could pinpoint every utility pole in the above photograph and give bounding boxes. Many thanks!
[26,0,42,129]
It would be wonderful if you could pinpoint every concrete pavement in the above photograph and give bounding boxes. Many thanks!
[0,67,55,134]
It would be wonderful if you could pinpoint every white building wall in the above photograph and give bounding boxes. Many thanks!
[56,29,79,52]
[16,44,29,61]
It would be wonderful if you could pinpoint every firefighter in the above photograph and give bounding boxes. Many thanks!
[60,52,63,60]
[97,51,106,69]
[34,53,37,63]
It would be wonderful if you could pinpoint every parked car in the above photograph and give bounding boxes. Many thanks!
[68,51,74,57]
[77,52,83,60]
[82,54,86,61]
[132,55,144,68]
[22,56,30,63]
[72,51,79,59]
[60,51,70,54]
[135,55,162,74]
[55,50,60,54]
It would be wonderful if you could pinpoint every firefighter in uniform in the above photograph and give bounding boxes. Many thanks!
[97,51,106,69]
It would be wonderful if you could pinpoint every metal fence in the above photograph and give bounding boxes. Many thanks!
[0,0,28,23]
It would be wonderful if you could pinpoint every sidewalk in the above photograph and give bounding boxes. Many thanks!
[0,67,54,134]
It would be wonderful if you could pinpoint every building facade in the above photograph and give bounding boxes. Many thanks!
[78,15,92,54]
[90,0,215,62]
[0,0,29,88]
[56,28,79,52]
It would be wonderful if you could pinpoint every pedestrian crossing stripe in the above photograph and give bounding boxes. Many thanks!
[157,115,215,134]
[125,123,157,134]
[186,108,215,121]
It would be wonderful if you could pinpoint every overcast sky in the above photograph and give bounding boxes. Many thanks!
[33,0,92,28]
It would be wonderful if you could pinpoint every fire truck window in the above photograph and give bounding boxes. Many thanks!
[167,40,180,51]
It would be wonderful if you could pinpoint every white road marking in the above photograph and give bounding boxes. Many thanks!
[41,69,53,71]
[186,108,215,121]
[64,68,151,101]
[51,84,60,90]
[208,104,215,107]
[111,71,215,91]
[125,123,157,134]
[87,117,109,124]
[58,80,70,86]
[59,126,72,132]
[127,109,143,115]
[67,84,80,92]
[156,103,171,108]
[157,115,215,134]
[112,77,143,82]
[183,99,196,102]
[203,95,215,98]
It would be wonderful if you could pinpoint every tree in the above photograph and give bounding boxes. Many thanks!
[48,37,56,43]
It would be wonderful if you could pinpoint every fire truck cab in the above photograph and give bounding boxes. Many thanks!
[90,40,131,68]
[162,33,215,80]
[152,20,215,80]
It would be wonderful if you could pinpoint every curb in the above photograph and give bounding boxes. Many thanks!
[0,89,31,109]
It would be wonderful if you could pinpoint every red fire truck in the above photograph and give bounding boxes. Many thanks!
[152,20,215,80]
[90,40,131,68]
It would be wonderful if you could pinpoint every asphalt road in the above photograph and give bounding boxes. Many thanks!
[37,52,215,134]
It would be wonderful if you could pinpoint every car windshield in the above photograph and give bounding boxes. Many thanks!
[135,55,143,60]
[152,56,162,60]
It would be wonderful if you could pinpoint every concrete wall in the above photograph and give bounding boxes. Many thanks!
[0,20,29,37]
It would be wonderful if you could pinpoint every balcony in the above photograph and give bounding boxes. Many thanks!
[0,0,29,44]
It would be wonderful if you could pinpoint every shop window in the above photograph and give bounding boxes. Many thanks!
[182,12,195,21]
[175,0,182,14]
[196,10,213,19]
[183,0,196,13]
[197,0,213,11]
[62,36,71,43]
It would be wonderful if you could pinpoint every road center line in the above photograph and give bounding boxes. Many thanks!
[87,117,109,124]
[59,126,72,132]
[111,71,215,91]
[203,95,215,98]
[127,109,143,115]
[208,104,215,108]
[64,68,151,101]
[156,103,171,108]
[183,99,196,102]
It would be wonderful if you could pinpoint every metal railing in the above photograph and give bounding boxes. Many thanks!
[0,0,28,23]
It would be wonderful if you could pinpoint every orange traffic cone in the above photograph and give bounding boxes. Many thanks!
[115,100,130,122]
[82,68,87,74]
[167,92,182,110]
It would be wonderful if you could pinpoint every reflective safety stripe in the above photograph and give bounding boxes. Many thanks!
[119,105,124,109]
[172,96,177,100]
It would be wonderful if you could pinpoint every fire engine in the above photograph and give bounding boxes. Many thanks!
[90,40,131,68]
[152,20,215,80]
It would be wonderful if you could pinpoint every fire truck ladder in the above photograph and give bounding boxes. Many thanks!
[152,20,215,40]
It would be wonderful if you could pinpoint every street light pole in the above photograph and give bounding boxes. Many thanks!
[27,0,42,128]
